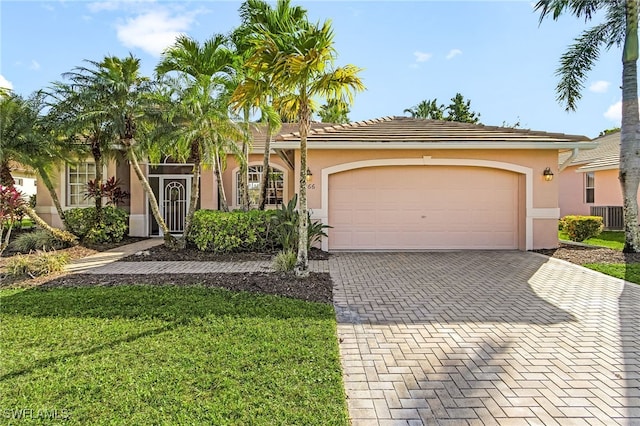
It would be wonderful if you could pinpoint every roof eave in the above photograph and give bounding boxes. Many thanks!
[272,141,598,150]
[576,164,618,172]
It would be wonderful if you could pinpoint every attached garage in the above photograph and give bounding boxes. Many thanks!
[328,166,520,250]
[272,116,595,251]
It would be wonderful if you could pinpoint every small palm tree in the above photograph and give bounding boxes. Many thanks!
[404,99,445,120]
[244,3,364,276]
[536,0,640,252]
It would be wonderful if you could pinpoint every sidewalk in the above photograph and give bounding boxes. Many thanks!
[65,238,163,273]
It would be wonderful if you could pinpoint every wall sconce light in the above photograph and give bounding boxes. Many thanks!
[543,167,554,182]
[306,168,313,182]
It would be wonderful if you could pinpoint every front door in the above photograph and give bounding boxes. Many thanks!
[160,177,189,235]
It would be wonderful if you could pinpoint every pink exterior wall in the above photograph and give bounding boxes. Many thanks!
[595,169,624,206]
[559,165,590,216]
[295,149,559,212]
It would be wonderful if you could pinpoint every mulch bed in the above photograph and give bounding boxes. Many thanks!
[120,245,331,262]
[36,272,333,304]
[533,243,640,265]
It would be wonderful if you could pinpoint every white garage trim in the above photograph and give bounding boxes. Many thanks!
[318,157,535,251]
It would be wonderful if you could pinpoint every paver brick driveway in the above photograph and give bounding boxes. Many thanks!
[330,251,640,425]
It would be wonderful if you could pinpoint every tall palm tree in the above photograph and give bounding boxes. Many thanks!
[232,0,305,210]
[245,6,364,276]
[0,90,78,244]
[78,54,177,246]
[536,0,640,252]
[156,34,243,223]
[151,74,244,243]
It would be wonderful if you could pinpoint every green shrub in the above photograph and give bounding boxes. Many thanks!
[10,229,68,253]
[188,209,277,253]
[271,195,331,251]
[65,206,128,244]
[5,250,70,277]
[272,250,297,272]
[561,215,604,242]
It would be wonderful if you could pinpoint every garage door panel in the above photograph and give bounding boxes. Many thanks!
[328,166,519,250]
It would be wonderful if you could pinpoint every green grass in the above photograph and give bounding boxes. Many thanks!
[0,285,348,425]
[583,263,640,284]
[559,230,624,251]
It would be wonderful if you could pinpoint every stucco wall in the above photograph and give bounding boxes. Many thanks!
[291,148,559,250]
[559,165,591,217]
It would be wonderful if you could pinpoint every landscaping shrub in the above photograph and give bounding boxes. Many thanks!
[272,250,297,272]
[5,250,70,277]
[65,206,129,244]
[271,195,331,251]
[561,215,604,242]
[188,209,277,253]
[10,229,68,253]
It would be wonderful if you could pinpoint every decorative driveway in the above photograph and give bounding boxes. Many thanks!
[330,251,640,425]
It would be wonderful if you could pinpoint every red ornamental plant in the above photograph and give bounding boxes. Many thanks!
[85,177,130,206]
[0,185,26,255]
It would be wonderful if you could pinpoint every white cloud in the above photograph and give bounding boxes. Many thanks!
[589,80,610,93]
[446,49,462,60]
[116,8,197,57]
[0,75,13,90]
[604,100,621,122]
[29,60,41,71]
[413,51,432,63]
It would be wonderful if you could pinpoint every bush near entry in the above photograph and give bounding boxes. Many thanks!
[560,215,604,242]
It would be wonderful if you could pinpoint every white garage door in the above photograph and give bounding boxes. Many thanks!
[328,166,520,250]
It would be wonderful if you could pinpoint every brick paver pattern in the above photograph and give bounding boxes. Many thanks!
[331,251,640,426]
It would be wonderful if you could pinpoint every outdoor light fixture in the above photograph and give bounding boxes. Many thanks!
[306,168,313,182]
[543,167,554,182]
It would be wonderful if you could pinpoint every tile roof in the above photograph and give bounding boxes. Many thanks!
[274,116,590,144]
[577,154,619,171]
[559,131,620,166]
[249,122,336,150]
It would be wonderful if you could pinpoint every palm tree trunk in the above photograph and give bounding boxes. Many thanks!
[214,151,229,212]
[239,108,251,211]
[258,122,272,210]
[0,160,14,187]
[181,142,201,248]
[621,0,640,253]
[295,100,310,278]
[126,147,177,247]
[20,204,78,245]
[36,166,68,229]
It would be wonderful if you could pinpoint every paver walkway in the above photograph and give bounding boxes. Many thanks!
[331,251,640,425]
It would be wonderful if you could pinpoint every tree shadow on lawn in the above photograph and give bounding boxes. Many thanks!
[1,284,337,384]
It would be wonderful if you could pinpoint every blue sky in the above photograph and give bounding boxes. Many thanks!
[1,1,622,138]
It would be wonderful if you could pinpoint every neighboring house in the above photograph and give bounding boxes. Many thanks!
[558,131,624,229]
[10,161,37,199]
[36,116,595,250]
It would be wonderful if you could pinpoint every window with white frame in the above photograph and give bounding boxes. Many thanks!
[237,165,284,206]
[67,162,96,206]
[15,178,23,186]
[585,172,595,204]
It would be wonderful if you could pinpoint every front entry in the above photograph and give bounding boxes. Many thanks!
[161,177,189,234]
[148,169,192,236]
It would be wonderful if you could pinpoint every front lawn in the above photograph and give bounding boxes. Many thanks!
[559,230,624,251]
[0,285,348,425]
[583,263,640,284]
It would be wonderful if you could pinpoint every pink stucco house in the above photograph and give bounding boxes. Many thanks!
[558,131,625,229]
[36,116,594,250]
